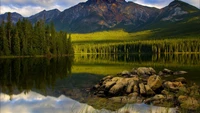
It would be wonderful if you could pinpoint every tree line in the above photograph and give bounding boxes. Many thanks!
[74,39,200,54]
[0,12,74,56]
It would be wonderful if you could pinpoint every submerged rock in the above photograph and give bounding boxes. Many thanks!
[173,71,187,75]
[178,95,199,110]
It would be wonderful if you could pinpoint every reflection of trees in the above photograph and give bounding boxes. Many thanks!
[0,57,73,95]
[74,53,200,65]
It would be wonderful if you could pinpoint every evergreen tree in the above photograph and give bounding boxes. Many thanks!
[12,28,20,55]
[5,12,12,51]
[1,21,10,55]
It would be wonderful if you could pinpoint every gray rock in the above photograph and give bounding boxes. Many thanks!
[153,94,165,100]
[104,81,116,89]
[126,81,136,94]
[102,75,113,81]
[121,70,131,76]
[136,67,156,76]
[139,83,146,95]
[145,85,155,95]
[163,68,173,74]
[109,96,137,103]
[133,85,139,93]
[173,77,187,84]
[147,75,162,91]
[161,90,169,95]
[128,92,139,97]
[93,84,100,89]
[163,81,184,91]
[173,71,187,75]
[109,84,124,95]
[96,91,105,97]
[158,71,164,76]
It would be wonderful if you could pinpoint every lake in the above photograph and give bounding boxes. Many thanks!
[0,53,200,113]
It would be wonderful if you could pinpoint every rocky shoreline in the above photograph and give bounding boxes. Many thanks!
[91,67,200,110]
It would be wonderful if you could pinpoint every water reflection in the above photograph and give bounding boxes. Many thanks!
[0,57,73,96]
[74,53,200,65]
[0,91,177,113]
[0,54,200,112]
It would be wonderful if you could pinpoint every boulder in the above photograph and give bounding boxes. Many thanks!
[173,71,187,75]
[109,84,124,95]
[133,85,139,93]
[166,94,174,101]
[121,70,131,77]
[126,81,137,94]
[145,94,165,104]
[163,81,184,91]
[111,77,121,82]
[173,77,187,84]
[153,94,165,100]
[145,85,155,95]
[130,68,137,75]
[161,90,169,95]
[147,75,162,91]
[178,95,199,110]
[128,92,139,97]
[93,84,100,90]
[109,96,137,103]
[139,83,146,95]
[136,67,156,76]
[104,81,116,89]
[163,68,173,74]
[96,91,106,97]
[158,71,164,76]
[178,95,188,103]
[102,75,113,81]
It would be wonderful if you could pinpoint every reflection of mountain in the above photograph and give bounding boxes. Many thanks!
[0,57,73,95]
[0,91,176,113]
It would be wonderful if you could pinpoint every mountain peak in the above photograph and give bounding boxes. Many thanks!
[86,0,125,4]
[167,0,199,12]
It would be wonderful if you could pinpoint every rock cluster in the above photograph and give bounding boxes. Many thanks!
[92,67,200,110]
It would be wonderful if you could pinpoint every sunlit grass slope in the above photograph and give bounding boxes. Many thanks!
[72,29,200,44]
[72,30,153,43]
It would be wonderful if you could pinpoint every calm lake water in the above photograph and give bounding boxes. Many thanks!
[0,53,200,113]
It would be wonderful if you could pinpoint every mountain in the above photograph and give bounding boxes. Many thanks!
[156,0,199,22]
[54,0,160,32]
[0,0,199,33]
[0,12,23,24]
[28,9,61,24]
[139,0,200,37]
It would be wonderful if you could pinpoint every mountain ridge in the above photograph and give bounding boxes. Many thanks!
[0,0,199,33]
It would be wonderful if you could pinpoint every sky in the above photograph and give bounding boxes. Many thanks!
[0,0,199,17]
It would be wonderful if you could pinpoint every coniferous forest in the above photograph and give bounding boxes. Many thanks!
[0,12,74,57]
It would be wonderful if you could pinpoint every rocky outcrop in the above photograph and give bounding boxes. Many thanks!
[92,67,200,110]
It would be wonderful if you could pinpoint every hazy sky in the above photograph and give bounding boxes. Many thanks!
[0,0,199,17]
